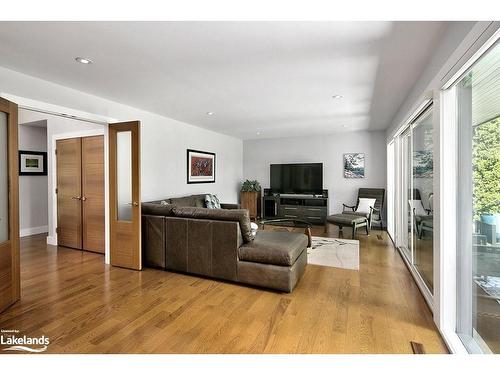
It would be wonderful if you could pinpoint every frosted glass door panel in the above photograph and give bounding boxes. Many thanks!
[116,131,132,221]
[0,112,8,243]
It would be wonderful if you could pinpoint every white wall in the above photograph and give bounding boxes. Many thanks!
[18,121,49,236]
[0,65,243,204]
[243,131,387,221]
[386,21,487,140]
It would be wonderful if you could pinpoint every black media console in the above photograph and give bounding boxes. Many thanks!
[262,190,329,225]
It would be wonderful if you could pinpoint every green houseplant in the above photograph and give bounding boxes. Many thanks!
[240,179,261,192]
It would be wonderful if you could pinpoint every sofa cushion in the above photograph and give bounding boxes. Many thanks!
[342,210,369,218]
[141,202,174,216]
[172,206,254,243]
[205,194,221,209]
[238,231,308,267]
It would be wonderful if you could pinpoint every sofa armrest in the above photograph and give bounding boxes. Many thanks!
[221,203,240,210]
[142,215,166,269]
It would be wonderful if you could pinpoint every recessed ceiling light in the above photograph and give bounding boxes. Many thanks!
[332,94,344,99]
[343,125,349,128]
[256,132,261,135]
[206,112,215,116]
[75,57,93,64]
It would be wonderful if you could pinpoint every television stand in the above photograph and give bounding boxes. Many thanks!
[262,191,328,225]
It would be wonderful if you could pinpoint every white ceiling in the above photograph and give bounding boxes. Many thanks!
[0,22,449,139]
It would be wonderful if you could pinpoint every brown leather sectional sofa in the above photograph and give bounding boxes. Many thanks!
[141,194,307,292]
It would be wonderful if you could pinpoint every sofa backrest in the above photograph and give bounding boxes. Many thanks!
[172,206,254,243]
[165,216,242,281]
[142,202,174,216]
[168,194,206,208]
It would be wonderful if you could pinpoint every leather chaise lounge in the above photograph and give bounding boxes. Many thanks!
[141,195,308,292]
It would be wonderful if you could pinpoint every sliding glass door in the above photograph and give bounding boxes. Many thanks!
[456,41,500,354]
[412,110,434,293]
[393,105,434,300]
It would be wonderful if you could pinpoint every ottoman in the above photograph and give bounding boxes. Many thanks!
[326,214,369,238]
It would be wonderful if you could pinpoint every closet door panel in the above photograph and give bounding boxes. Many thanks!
[82,135,105,253]
[56,138,82,249]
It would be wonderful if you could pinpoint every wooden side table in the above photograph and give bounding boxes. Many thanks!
[240,191,261,220]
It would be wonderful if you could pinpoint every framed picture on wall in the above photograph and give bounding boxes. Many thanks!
[187,149,216,184]
[19,150,47,176]
[344,153,365,178]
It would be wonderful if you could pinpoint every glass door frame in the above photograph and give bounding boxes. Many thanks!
[393,103,435,310]
[440,29,500,354]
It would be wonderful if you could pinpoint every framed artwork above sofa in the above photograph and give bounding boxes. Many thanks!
[187,149,216,184]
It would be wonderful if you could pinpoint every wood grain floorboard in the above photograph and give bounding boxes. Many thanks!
[0,226,448,354]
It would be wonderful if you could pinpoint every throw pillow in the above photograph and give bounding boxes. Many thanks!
[356,198,376,214]
[410,200,428,216]
[250,222,258,237]
[205,194,221,209]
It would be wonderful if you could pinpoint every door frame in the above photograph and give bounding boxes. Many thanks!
[2,93,117,264]
[0,97,20,311]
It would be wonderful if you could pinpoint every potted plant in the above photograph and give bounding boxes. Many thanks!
[241,179,261,193]
[240,180,261,219]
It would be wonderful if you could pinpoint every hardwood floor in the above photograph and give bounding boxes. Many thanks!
[0,226,448,354]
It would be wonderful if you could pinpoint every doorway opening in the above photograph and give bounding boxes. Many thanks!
[18,108,107,258]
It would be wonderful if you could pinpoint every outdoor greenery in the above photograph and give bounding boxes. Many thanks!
[473,116,500,217]
[241,179,261,192]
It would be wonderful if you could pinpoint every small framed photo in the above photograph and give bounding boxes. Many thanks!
[187,149,216,184]
[344,153,365,178]
[19,151,47,176]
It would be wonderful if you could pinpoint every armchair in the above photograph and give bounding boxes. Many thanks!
[342,188,385,230]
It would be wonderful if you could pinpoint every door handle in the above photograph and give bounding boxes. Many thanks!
[72,196,81,200]
[81,196,87,202]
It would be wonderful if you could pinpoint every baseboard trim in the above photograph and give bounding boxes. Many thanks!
[20,226,48,238]
[46,235,58,246]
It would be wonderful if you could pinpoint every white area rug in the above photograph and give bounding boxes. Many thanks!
[307,236,360,270]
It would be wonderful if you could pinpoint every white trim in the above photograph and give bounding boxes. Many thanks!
[4,94,117,265]
[442,27,500,90]
[391,97,433,140]
[46,235,57,246]
[0,93,112,125]
[436,84,461,353]
[20,225,48,238]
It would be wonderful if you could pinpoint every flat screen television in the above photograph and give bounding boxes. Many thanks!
[270,163,323,195]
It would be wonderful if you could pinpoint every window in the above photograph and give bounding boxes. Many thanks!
[456,41,500,354]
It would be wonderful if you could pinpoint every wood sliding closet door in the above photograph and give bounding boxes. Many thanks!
[0,97,19,314]
[56,136,104,253]
[56,138,82,250]
[109,121,141,270]
[82,136,105,253]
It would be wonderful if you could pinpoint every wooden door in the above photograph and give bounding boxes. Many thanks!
[82,136,105,253]
[0,97,19,313]
[109,121,141,270]
[56,138,82,249]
